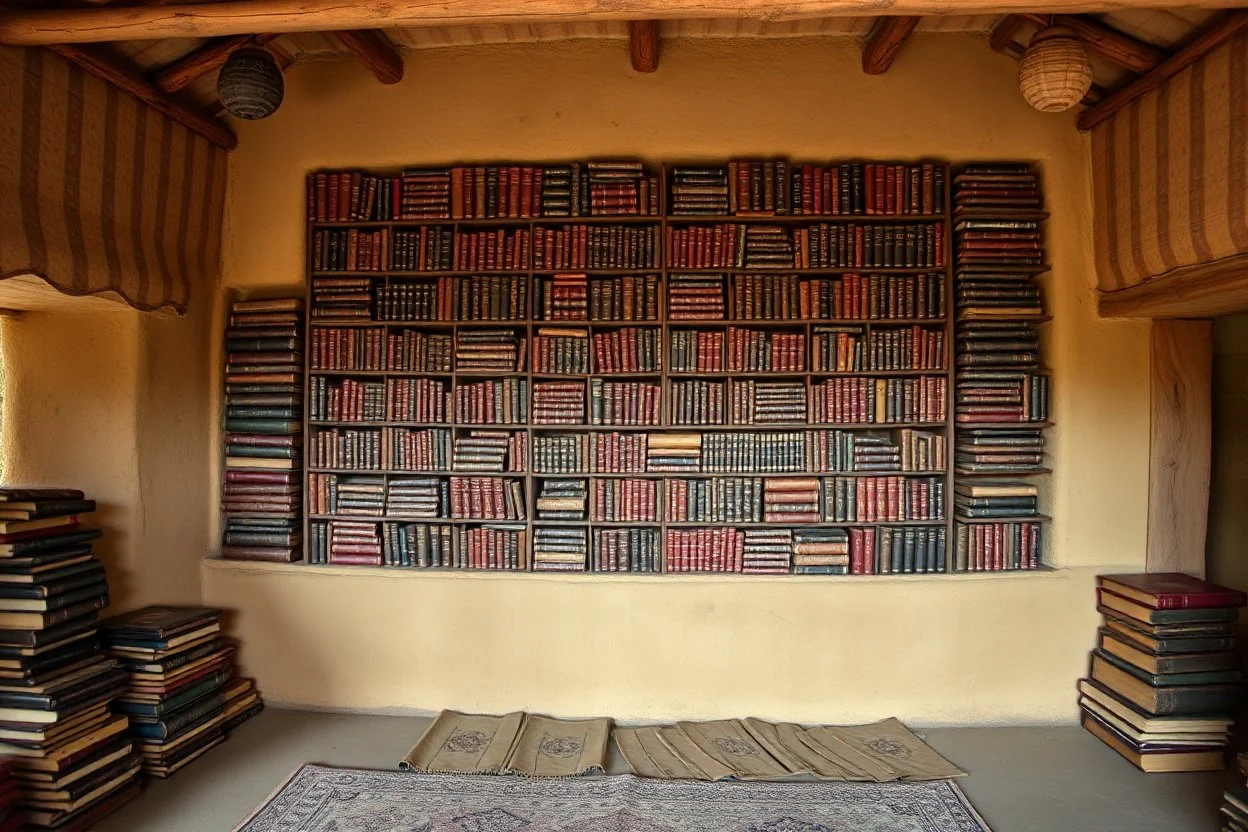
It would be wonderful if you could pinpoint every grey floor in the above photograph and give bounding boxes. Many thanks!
[95,709,1234,832]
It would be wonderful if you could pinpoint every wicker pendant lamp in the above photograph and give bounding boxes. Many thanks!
[218,47,284,120]
[1018,24,1093,113]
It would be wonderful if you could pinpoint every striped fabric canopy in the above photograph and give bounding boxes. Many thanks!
[1092,30,1248,293]
[0,46,226,314]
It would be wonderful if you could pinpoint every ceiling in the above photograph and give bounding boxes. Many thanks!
[92,9,1218,111]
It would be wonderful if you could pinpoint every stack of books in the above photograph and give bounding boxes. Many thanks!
[1080,573,1244,773]
[102,606,262,779]
[0,760,21,832]
[222,298,305,563]
[1222,755,1248,831]
[0,487,138,831]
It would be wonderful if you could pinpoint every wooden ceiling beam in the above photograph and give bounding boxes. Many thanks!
[627,20,659,72]
[45,43,237,149]
[333,29,403,84]
[987,13,1025,58]
[1078,10,1248,131]
[1021,13,1166,73]
[0,0,1230,46]
[152,33,278,94]
[861,16,919,75]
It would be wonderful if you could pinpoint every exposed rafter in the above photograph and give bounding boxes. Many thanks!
[45,43,237,149]
[1021,13,1167,74]
[0,0,1230,46]
[1078,10,1248,131]
[333,29,403,84]
[861,16,919,74]
[988,14,1025,58]
[152,33,279,94]
[627,20,660,73]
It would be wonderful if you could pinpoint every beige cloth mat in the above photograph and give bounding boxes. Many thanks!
[400,710,612,777]
[503,714,613,777]
[615,717,965,783]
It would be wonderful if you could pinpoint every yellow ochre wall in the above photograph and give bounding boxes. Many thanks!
[2,297,213,612]
[204,33,1151,724]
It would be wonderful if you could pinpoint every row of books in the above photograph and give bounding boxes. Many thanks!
[638,429,946,474]
[309,222,950,274]
[665,223,945,270]
[304,517,968,574]
[665,273,948,321]
[307,163,660,222]
[312,326,943,379]
[222,299,304,564]
[951,520,1041,571]
[668,161,945,217]
[1082,573,1243,774]
[311,327,452,372]
[311,425,947,474]
[532,226,660,270]
[311,377,450,424]
[809,376,947,425]
[668,379,807,426]
[308,520,529,569]
[311,161,949,224]
[310,273,947,325]
[811,325,946,373]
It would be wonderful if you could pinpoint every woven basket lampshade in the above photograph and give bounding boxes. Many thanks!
[218,48,284,120]
[1018,26,1093,113]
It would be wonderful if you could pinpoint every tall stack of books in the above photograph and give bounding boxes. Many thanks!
[222,298,305,563]
[952,164,1049,572]
[0,488,139,831]
[102,606,263,779]
[1080,573,1244,773]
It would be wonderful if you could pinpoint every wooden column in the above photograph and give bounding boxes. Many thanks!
[1147,319,1212,576]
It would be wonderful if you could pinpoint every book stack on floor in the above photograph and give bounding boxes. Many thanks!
[222,298,305,563]
[1080,573,1244,773]
[0,487,139,831]
[102,606,263,779]
[1223,756,1248,832]
[0,760,20,832]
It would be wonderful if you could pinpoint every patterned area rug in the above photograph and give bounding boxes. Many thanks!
[234,765,993,832]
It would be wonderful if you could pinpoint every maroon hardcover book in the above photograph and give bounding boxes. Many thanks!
[1098,573,1247,610]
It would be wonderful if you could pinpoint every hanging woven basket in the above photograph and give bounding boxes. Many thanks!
[1018,26,1093,113]
[218,47,285,120]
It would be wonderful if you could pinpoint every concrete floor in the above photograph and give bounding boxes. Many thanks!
[94,709,1234,832]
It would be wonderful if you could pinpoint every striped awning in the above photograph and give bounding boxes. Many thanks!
[0,46,226,314]
[1092,30,1248,293]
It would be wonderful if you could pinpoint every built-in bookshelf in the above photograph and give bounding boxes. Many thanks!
[299,160,1050,575]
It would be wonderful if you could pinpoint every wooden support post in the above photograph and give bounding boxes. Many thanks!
[153,33,279,94]
[1022,13,1167,73]
[0,0,1234,46]
[333,29,403,84]
[627,20,659,72]
[861,16,920,75]
[45,43,237,149]
[1147,319,1212,576]
[1079,10,1248,131]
